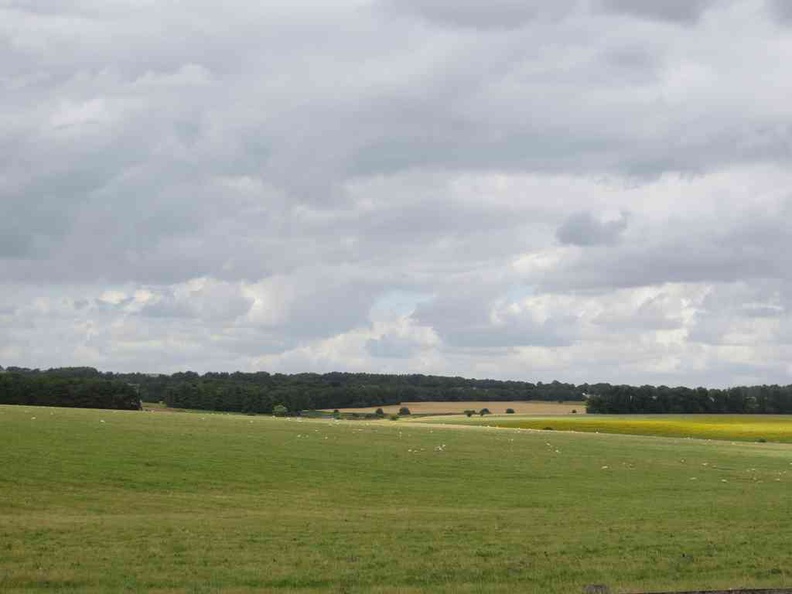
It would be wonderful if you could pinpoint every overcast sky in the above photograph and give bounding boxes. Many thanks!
[2,0,792,386]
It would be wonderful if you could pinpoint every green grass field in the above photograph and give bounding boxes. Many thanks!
[412,414,792,443]
[1,405,791,592]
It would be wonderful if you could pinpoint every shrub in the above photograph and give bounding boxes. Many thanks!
[480,408,491,416]
[375,407,385,416]
[398,406,411,416]
[572,409,577,414]
[505,408,515,414]
[464,410,475,417]
[389,414,399,421]
[272,404,288,417]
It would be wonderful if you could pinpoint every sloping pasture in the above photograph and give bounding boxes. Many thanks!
[1,405,791,592]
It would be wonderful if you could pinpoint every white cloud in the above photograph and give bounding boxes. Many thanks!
[1,0,791,386]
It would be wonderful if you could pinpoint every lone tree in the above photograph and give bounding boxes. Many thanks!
[375,407,385,416]
[272,404,288,417]
[479,408,491,416]
[398,406,411,416]
[505,408,515,414]
[464,409,475,417]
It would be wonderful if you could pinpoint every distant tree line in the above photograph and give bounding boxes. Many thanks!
[586,384,792,414]
[0,366,584,413]
[3,366,790,415]
[0,367,141,410]
[136,371,588,414]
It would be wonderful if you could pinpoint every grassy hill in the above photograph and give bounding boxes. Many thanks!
[1,405,790,592]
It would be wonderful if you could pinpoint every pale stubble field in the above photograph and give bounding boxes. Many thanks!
[327,400,585,415]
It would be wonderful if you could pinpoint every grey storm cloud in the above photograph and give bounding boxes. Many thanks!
[539,201,792,292]
[139,294,194,320]
[139,284,253,321]
[2,0,792,386]
[382,0,580,29]
[766,0,792,23]
[412,289,578,349]
[598,0,714,23]
[0,228,33,258]
[591,290,685,333]
[556,212,629,247]
[275,278,382,341]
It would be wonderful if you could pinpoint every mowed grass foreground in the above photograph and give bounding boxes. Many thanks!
[1,406,791,593]
[413,414,792,443]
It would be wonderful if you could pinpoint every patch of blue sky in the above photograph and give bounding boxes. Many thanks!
[503,285,535,304]
[369,290,433,320]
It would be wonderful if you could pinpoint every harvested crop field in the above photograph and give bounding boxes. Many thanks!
[327,400,585,415]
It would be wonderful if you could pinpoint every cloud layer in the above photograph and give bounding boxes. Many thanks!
[2,0,792,387]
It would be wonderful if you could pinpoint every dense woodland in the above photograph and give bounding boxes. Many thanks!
[587,384,792,414]
[0,368,141,410]
[1,366,792,414]
[0,366,585,412]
